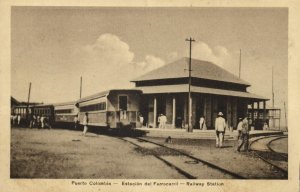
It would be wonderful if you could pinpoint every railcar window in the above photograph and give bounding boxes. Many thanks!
[55,109,72,114]
[80,102,106,112]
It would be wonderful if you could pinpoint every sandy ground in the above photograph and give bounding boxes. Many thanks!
[10,127,287,179]
[269,137,288,154]
[143,137,287,179]
[10,128,185,179]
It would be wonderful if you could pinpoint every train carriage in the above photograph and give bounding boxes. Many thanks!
[12,105,31,119]
[31,104,55,124]
[77,89,142,129]
[53,101,79,128]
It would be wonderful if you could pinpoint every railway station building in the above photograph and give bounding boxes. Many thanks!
[132,57,268,130]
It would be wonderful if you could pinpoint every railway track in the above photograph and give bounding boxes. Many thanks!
[249,135,288,178]
[119,136,246,179]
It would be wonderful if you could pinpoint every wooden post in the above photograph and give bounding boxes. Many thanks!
[185,37,195,132]
[26,82,32,120]
[172,96,176,128]
[263,101,266,125]
[251,102,254,126]
[189,96,192,131]
[154,96,157,128]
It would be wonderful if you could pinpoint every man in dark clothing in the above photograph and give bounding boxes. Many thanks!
[237,117,249,152]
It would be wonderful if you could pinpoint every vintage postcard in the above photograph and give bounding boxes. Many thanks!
[1,0,300,192]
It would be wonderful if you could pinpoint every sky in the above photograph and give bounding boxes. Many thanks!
[11,7,288,115]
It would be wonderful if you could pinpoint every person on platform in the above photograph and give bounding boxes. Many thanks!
[237,117,250,152]
[17,115,21,126]
[37,115,41,129]
[139,115,144,128]
[199,116,207,130]
[159,114,167,129]
[74,114,79,130]
[13,114,18,126]
[263,122,269,130]
[82,112,89,136]
[215,112,226,148]
[236,117,243,150]
[43,116,52,129]
[158,114,162,128]
[40,115,45,128]
[32,115,36,128]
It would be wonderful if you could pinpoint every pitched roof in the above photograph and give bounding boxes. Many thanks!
[137,84,268,101]
[132,57,250,86]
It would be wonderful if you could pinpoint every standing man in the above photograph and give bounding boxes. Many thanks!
[17,115,21,126]
[40,115,45,129]
[74,114,79,130]
[161,114,167,129]
[139,114,144,128]
[215,112,226,148]
[236,117,243,150]
[199,116,206,130]
[158,114,162,128]
[82,112,89,136]
[237,117,250,152]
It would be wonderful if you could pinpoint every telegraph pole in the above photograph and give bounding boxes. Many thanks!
[185,37,195,132]
[239,49,242,78]
[80,76,82,99]
[284,101,287,131]
[26,82,31,120]
[272,67,274,108]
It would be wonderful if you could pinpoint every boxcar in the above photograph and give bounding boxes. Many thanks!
[77,89,142,128]
[53,101,79,128]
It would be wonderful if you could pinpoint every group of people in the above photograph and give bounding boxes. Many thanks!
[29,114,51,129]
[11,114,22,126]
[72,112,89,136]
[214,111,249,152]
[158,114,167,129]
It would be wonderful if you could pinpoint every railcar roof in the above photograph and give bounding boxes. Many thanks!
[132,57,250,86]
[52,101,77,106]
[77,89,142,103]
[32,104,54,107]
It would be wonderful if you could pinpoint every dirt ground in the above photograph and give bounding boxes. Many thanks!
[10,127,287,179]
[269,137,288,154]
[143,137,287,179]
[10,128,185,179]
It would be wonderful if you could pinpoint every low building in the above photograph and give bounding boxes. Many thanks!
[248,105,281,130]
[132,58,268,130]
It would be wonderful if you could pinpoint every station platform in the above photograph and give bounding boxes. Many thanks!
[135,127,285,140]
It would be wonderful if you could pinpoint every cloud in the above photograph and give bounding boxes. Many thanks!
[82,33,134,68]
[167,51,179,62]
[191,41,231,67]
[72,33,166,96]
[136,55,165,71]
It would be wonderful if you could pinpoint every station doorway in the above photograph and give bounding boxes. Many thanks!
[195,95,205,129]
[175,95,184,128]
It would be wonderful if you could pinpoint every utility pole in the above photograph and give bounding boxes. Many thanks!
[26,82,31,120]
[272,66,274,108]
[80,76,82,99]
[239,49,242,78]
[185,37,195,132]
[284,101,287,131]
